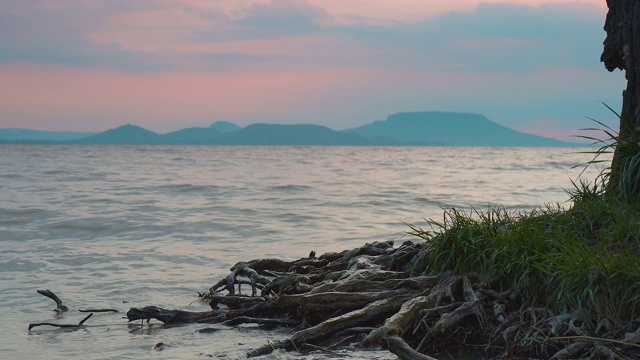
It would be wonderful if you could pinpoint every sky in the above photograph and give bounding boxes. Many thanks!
[0,0,627,140]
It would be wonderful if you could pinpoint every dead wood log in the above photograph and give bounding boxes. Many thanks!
[432,276,484,333]
[260,274,311,297]
[208,295,265,309]
[309,275,440,294]
[198,301,282,323]
[298,343,344,356]
[37,289,69,312]
[346,255,390,271]
[364,295,438,348]
[320,241,395,270]
[363,273,463,358]
[363,275,455,348]
[244,258,296,273]
[78,308,119,313]
[288,259,329,273]
[29,313,93,331]
[431,300,484,333]
[127,301,282,325]
[220,316,299,327]
[387,335,439,360]
[230,262,271,296]
[210,263,272,296]
[126,306,224,324]
[279,289,412,315]
[335,326,376,337]
[338,268,408,282]
[246,293,414,358]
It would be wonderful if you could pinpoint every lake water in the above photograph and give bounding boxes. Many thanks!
[0,145,601,359]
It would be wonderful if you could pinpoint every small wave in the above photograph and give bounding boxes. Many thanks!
[413,197,442,206]
[157,184,220,193]
[133,147,175,153]
[43,170,67,175]
[267,184,313,192]
[48,218,112,232]
[0,173,25,180]
[83,198,122,205]
[46,254,110,267]
[0,207,52,217]
[0,258,46,272]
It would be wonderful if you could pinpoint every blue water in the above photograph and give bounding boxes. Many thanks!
[0,145,601,359]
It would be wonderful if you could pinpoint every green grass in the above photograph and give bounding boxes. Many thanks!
[407,186,640,325]
[407,105,640,326]
[575,103,640,202]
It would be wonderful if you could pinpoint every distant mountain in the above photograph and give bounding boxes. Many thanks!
[0,112,581,146]
[209,121,240,133]
[161,127,223,144]
[71,124,161,144]
[0,128,96,141]
[217,123,400,145]
[344,112,572,146]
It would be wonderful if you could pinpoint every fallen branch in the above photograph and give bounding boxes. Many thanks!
[37,289,69,312]
[78,308,119,313]
[220,316,299,327]
[246,294,414,358]
[29,313,93,331]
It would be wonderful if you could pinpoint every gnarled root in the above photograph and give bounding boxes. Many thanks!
[246,294,415,358]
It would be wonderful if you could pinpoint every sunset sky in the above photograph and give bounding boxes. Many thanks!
[0,0,626,140]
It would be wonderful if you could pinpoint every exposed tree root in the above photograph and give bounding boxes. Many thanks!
[120,241,640,358]
[32,241,640,359]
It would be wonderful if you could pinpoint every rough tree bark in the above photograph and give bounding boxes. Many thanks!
[602,0,640,194]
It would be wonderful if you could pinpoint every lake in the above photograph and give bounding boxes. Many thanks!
[0,145,601,359]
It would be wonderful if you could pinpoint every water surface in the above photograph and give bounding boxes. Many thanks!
[0,145,600,359]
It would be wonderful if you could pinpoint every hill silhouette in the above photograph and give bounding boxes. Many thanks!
[161,127,223,144]
[1,112,579,146]
[210,121,240,133]
[343,112,570,146]
[217,123,399,145]
[71,124,161,144]
[0,128,95,141]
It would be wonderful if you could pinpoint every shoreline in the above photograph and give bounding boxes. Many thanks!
[120,230,640,359]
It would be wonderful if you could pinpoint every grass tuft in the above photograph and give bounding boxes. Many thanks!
[408,194,640,326]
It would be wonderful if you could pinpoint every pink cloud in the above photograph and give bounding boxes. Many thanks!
[304,0,605,23]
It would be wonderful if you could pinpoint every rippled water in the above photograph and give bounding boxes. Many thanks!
[0,145,600,359]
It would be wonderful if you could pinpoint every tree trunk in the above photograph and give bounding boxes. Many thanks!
[602,0,640,196]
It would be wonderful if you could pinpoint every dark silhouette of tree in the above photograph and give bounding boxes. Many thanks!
[602,0,640,197]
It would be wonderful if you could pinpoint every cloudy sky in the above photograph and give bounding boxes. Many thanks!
[0,0,626,140]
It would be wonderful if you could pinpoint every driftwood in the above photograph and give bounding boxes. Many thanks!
[119,240,639,358]
[29,313,93,331]
[36,289,120,313]
[246,294,416,358]
[126,306,225,324]
[37,289,69,312]
[32,240,640,359]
